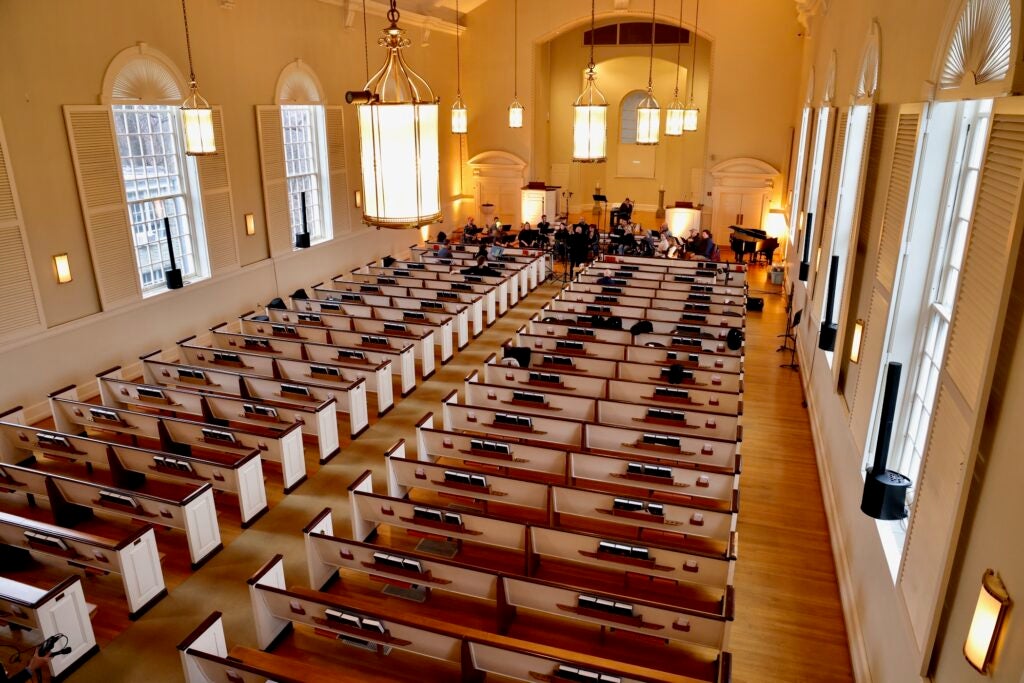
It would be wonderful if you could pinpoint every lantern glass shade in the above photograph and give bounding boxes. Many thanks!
[682,102,700,132]
[53,253,72,284]
[181,88,216,156]
[636,91,661,145]
[451,94,468,134]
[509,99,524,129]
[573,69,608,162]
[352,21,441,228]
[665,98,685,136]
[964,570,1011,673]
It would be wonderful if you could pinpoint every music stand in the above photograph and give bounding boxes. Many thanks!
[777,283,796,349]
[780,309,801,370]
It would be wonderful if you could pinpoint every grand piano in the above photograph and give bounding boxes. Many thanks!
[729,225,779,263]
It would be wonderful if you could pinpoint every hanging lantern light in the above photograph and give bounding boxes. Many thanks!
[665,0,686,136]
[179,0,215,155]
[509,0,525,129]
[636,0,661,145]
[347,0,441,229]
[573,0,607,162]
[682,0,701,132]
[451,0,467,134]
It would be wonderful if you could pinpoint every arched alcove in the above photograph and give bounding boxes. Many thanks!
[101,43,188,104]
[275,59,325,105]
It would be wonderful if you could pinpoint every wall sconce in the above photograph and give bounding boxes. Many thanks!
[244,213,255,236]
[849,319,864,363]
[965,569,1011,673]
[354,190,363,209]
[53,253,72,284]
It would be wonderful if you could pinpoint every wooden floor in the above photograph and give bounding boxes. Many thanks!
[57,265,853,683]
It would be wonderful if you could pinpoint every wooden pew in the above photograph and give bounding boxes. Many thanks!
[540,303,740,340]
[575,272,746,298]
[135,356,348,455]
[418,241,547,290]
[581,423,739,474]
[0,461,221,568]
[412,245,540,295]
[315,281,486,335]
[0,575,98,678]
[173,338,394,417]
[0,511,166,619]
[481,356,743,417]
[441,390,584,451]
[567,282,745,307]
[463,373,741,443]
[297,290,472,348]
[52,382,306,494]
[514,329,631,362]
[37,393,272,528]
[524,319,743,360]
[354,262,514,312]
[348,471,527,576]
[559,290,746,319]
[342,273,500,326]
[208,321,421,394]
[260,305,455,364]
[548,298,742,331]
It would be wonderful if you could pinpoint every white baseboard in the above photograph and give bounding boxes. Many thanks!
[800,349,873,683]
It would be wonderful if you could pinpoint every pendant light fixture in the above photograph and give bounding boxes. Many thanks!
[179,0,216,155]
[508,0,524,128]
[451,0,467,134]
[665,0,686,136]
[635,0,660,145]
[347,0,441,229]
[573,0,608,162]
[682,0,700,132]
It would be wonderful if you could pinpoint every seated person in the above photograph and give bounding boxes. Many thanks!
[573,215,590,232]
[596,269,616,285]
[690,229,717,260]
[518,222,539,247]
[435,230,447,244]
[463,217,482,242]
[437,239,452,259]
[537,214,552,234]
[618,197,634,223]
[460,254,502,278]
[610,219,629,254]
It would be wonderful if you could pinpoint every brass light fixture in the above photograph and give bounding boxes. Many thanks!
[682,0,700,132]
[347,0,441,229]
[244,213,256,236]
[964,569,1011,673]
[665,0,686,136]
[573,0,608,162]
[53,254,72,284]
[508,0,524,128]
[451,0,467,134]
[635,0,661,146]
[178,0,216,156]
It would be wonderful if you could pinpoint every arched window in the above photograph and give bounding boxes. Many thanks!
[105,45,210,293]
[276,61,332,245]
[939,0,1012,92]
[619,91,648,144]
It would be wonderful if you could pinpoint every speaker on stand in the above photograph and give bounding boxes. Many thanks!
[861,362,911,520]
[818,255,840,351]
[295,190,311,249]
[162,216,184,290]
[780,310,801,370]
[798,212,813,281]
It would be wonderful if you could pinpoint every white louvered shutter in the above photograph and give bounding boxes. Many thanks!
[0,117,45,340]
[898,97,1024,673]
[63,105,142,310]
[809,109,849,314]
[256,105,291,256]
[196,107,239,275]
[849,106,922,440]
[324,105,351,236]
[800,107,836,354]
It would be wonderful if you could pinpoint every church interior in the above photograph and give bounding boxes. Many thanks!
[0,1,1022,682]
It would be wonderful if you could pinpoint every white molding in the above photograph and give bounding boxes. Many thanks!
[274,59,325,105]
[316,0,466,36]
[100,42,189,105]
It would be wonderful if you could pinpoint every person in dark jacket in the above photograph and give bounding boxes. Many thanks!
[568,224,590,277]
[460,254,501,277]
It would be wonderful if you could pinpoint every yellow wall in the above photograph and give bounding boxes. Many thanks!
[0,0,460,411]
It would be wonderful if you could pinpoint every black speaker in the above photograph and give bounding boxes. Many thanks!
[746,297,764,312]
[798,212,813,282]
[164,268,183,289]
[726,328,744,351]
[818,255,840,351]
[295,190,311,249]
[861,362,911,520]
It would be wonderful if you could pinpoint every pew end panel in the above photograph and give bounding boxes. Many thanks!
[303,508,337,591]
[385,440,409,498]
[247,554,292,651]
[177,611,229,683]
[347,470,377,542]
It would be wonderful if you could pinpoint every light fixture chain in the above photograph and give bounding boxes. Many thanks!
[362,0,370,81]
[387,0,399,25]
[455,0,461,94]
[688,0,700,102]
[181,0,196,84]
[589,0,596,69]
[513,0,518,97]
[673,0,683,96]
[648,0,656,90]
